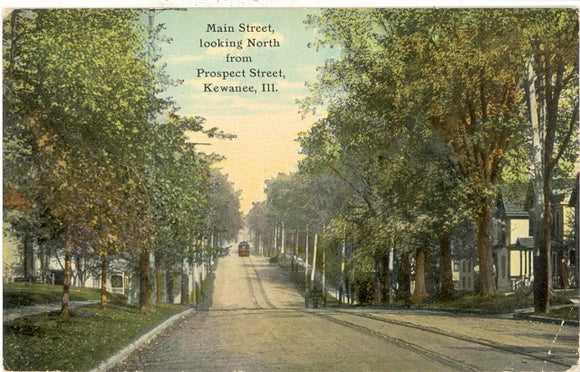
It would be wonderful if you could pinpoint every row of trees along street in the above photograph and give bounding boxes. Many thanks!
[247,9,579,312]
[3,9,243,321]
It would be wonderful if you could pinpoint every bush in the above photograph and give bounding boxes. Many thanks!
[356,274,377,305]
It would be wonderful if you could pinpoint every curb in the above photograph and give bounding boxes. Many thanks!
[319,305,579,327]
[89,307,195,372]
[512,312,579,327]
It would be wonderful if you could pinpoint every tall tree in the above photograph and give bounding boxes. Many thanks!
[303,9,528,297]
[206,168,244,245]
[4,9,159,320]
[520,9,579,312]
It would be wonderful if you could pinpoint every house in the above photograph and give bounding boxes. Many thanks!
[550,177,577,289]
[3,189,129,295]
[452,258,474,291]
[492,194,534,291]
[449,224,476,292]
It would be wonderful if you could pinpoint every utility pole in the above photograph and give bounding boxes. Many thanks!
[340,239,346,306]
[310,233,318,307]
[389,246,394,304]
[274,221,278,257]
[322,237,326,306]
[281,222,285,263]
[305,224,310,284]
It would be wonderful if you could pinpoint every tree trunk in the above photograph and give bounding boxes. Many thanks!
[476,204,495,296]
[439,233,454,300]
[75,255,81,287]
[425,247,435,296]
[527,58,550,313]
[575,176,579,289]
[412,246,427,303]
[181,260,189,305]
[155,253,162,303]
[399,250,411,300]
[380,253,389,304]
[139,249,151,312]
[23,233,34,279]
[37,241,46,283]
[535,178,552,312]
[61,234,72,322]
[167,268,174,304]
[100,255,107,308]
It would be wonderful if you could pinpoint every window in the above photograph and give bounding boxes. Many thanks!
[501,256,506,279]
[111,274,123,289]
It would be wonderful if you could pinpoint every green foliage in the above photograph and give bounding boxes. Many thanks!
[4,9,158,253]
[297,8,578,299]
[247,201,273,245]
[265,171,348,231]
[396,290,534,311]
[3,9,241,312]
[206,169,244,242]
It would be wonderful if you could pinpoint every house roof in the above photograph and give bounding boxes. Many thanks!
[502,197,529,218]
[515,237,534,249]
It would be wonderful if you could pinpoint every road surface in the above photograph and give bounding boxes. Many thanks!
[112,253,579,371]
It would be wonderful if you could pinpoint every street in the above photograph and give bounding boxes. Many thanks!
[112,253,579,372]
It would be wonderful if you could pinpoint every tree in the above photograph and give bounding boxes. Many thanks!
[303,9,528,298]
[3,9,159,320]
[520,9,579,312]
[206,168,244,245]
[247,201,274,254]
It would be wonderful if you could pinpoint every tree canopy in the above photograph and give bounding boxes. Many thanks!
[3,9,243,318]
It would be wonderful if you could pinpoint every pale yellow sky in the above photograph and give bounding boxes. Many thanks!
[188,111,322,214]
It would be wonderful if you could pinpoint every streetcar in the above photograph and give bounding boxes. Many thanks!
[238,241,250,257]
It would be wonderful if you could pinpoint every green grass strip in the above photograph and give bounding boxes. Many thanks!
[3,303,186,371]
[4,283,127,308]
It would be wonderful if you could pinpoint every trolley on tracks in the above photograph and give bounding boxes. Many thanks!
[238,241,250,257]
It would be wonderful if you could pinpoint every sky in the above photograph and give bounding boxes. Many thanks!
[152,8,336,213]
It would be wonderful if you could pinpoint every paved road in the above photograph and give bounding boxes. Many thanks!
[112,253,579,372]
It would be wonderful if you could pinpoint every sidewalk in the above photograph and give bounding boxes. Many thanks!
[3,301,98,322]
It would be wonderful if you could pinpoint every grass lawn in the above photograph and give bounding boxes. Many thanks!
[3,303,187,371]
[411,290,535,312]
[3,282,127,308]
[531,305,579,321]
[388,289,578,313]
